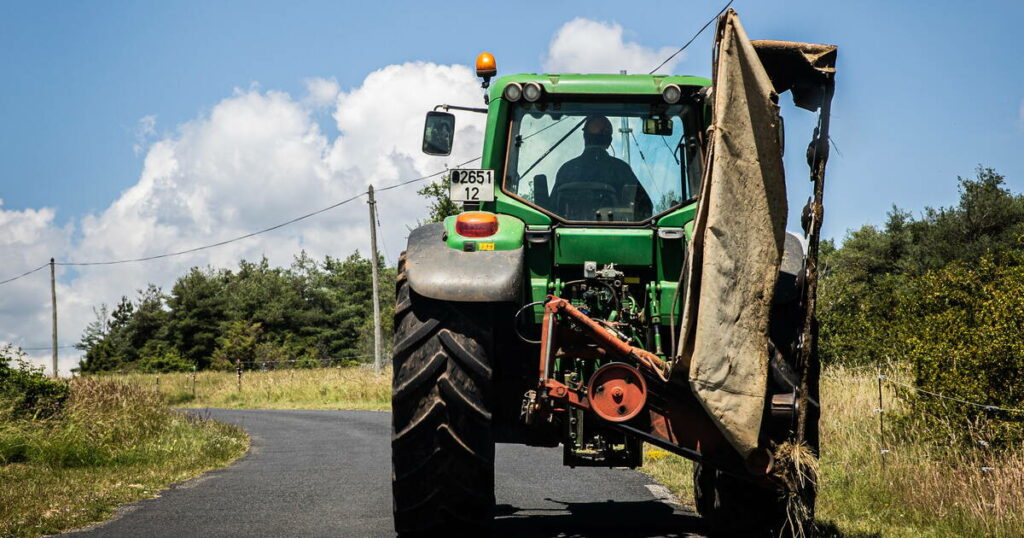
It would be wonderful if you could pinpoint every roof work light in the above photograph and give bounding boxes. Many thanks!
[662,84,682,104]
[503,82,523,102]
[476,52,497,88]
[523,82,543,102]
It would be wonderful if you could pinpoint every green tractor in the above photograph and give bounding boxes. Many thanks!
[392,10,837,536]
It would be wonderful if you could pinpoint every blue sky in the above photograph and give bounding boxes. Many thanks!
[1,0,1023,369]
[3,1,1022,234]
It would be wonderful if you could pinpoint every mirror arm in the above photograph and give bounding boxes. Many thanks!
[434,104,488,114]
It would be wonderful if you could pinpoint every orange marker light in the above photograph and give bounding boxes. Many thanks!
[476,52,497,79]
[456,212,499,238]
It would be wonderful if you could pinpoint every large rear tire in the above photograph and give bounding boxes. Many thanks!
[694,235,819,537]
[693,464,792,537]
[391,254,495,536]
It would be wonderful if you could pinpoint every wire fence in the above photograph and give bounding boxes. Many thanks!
[823,364,1023,475]
[823,368,1024,415]
[125,356,389,400]
[238,355,378,370]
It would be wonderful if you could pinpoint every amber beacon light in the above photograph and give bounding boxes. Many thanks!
[456,212,499,238]
[476,52,497,88]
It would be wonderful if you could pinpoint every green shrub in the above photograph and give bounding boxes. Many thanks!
[896,252,1024,444]
[137,341,192,373]
[210,321,261,370]
[0,345,69,419]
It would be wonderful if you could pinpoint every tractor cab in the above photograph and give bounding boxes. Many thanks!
[425,67,710,227]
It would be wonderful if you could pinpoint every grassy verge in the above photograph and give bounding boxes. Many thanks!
[642,365,1024,537]
[100,365,392,411]
[97,364,1024,536]
[0,378,248,537]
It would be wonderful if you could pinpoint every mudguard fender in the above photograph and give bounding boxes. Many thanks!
[404,223,524,303]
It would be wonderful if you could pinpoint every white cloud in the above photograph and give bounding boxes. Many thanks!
[3,62,484,375]
[543,18,683,75]
[304,77,340,108]
[0,200,73,369]
[132,115,157,155]
[2,18,670,375]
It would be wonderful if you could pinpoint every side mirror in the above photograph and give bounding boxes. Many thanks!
[422,111,455,156]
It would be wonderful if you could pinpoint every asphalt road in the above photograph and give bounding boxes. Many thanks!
[68,409,704,537]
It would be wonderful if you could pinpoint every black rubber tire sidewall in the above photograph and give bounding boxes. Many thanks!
[391,254,496,536]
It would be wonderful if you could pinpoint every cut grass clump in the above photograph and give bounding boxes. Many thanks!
[0,377,247,537]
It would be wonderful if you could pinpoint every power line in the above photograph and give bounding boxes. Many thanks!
[0,157,480,283]
[648,0,734,74]
[0,263,49,286]
[375,156,478,194]
[55,191,368,267]
[10,344,77,351]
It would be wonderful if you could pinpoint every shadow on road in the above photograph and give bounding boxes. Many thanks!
[493,498,704,538]
[492,500,883,538]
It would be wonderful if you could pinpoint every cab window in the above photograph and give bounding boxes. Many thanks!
[504,100,703,223]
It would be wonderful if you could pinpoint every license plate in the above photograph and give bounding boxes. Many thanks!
[449,169,495,202]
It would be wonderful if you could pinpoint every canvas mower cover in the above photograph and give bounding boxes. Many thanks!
[673,9,837,457]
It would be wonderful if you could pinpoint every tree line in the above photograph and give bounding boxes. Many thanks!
[819,167,1024,440]
[75,252,395,373]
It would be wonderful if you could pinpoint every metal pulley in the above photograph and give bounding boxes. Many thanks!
[587,362,647,422]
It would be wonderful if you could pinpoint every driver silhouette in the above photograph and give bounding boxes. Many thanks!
[552,115,652,220]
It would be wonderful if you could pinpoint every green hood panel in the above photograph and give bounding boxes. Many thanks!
[554,228,653,267]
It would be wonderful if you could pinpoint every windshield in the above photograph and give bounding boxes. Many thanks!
[504,100,703,223]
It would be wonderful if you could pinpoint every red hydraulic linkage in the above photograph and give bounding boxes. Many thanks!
[533,295,773,476]
[537,296,670,386]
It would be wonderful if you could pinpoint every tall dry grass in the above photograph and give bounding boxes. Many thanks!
[643,365,1024,537]
[101,365,392,411]
[818,365,1024,537]
[0,377,247,537]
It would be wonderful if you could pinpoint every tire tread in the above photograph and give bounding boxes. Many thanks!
[391,253,495,535]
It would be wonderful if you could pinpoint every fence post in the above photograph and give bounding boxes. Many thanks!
[191,365,197,397]
[236,359,242,393]
[876,373,887,469]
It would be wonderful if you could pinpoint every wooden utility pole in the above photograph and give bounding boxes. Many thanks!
[50,258,58,378]
[367,186,383,374]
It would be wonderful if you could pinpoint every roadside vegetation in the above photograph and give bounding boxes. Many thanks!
[644,168,1024,537]
[0,346,248,537]
[103,360,1024,536]
[644,365,1024,537]
[103,365,391,410]
[819,168,1024,443]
